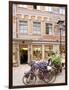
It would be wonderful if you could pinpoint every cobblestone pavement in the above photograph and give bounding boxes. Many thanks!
[13,64,65,86]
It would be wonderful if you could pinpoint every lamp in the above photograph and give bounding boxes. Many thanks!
[57,20,64,56]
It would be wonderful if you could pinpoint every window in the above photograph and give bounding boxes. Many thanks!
[33,5,37,9]
[46,23,52,35]
[52,7,59,14]
[61,29,65,36]
[33,22,41,34]
[37,6,40,10]
[44,45,53,59]
[32,45,42,60]
[48,7,52,12]
[45,6,52,12]
[59,7,65,14]
[60,45,65,54]
[45,6,49,11]
[55,25,65,36]
[19,21,28,34]
[18,5,27,8]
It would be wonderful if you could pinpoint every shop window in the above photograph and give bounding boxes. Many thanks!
[44,45,53,59]
[19,21,28,34]
[60,45,65,54]
[32,45,42,60]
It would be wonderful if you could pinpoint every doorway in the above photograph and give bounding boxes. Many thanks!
[20,47,28,64]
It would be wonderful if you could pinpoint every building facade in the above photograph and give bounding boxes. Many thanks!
[12,4,65,66]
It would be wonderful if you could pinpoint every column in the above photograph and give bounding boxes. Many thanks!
[42,44,45,61]
[28,16,32,34]
[28,44,31,63]
[13,16,16,38]
[53,44,60,55]
[52,22,55,35]
[16,18,19,38]
[13,42,20,67]
[41,17,45,35]
[17,43,20,66]
[13,43,16,66]
[41,21,45,35]
[31,45,32,61]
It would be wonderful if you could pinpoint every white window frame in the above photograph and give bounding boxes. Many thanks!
[61,29,65,36]
[37,6,40,10]
[46,23,52,35]
[18,5,27,8]
[33,22,41,34]
[48,7,52,12]
[59,7,65,14]
[45,6,52,12]
[19,21,28,34]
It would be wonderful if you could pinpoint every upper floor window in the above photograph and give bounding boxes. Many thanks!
[52,7,59,14]
[33,5,37,9]
[54,25,65,36]
[46,23,52,35]
[19,21,28,34]
[45,6,52,12]
[48,7,52,12]
[37,6,40,10]
[18,5,27,8]
[61,29,65,36]
[59,7,65,14]
[33,22,41,34]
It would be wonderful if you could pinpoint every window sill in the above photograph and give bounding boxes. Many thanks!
[32,33,41,36]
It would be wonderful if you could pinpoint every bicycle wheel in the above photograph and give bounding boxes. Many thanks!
[48,70,56,83]
[22,74,36,85]
[43,70,56,83]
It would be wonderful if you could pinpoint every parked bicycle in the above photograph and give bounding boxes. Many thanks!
[22,61,56,85]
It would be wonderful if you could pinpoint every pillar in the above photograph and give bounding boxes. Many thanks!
[17,43,20,66]
[13,42,20,67]
[28,16,32,34]
[28,44,31,63]
[52,23,55,35]
[41,17,45,35]
[30,45,32,61]
[42,44,45,61]
[53,44,60,54]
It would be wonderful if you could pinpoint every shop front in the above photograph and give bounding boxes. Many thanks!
[13,40,63,67]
